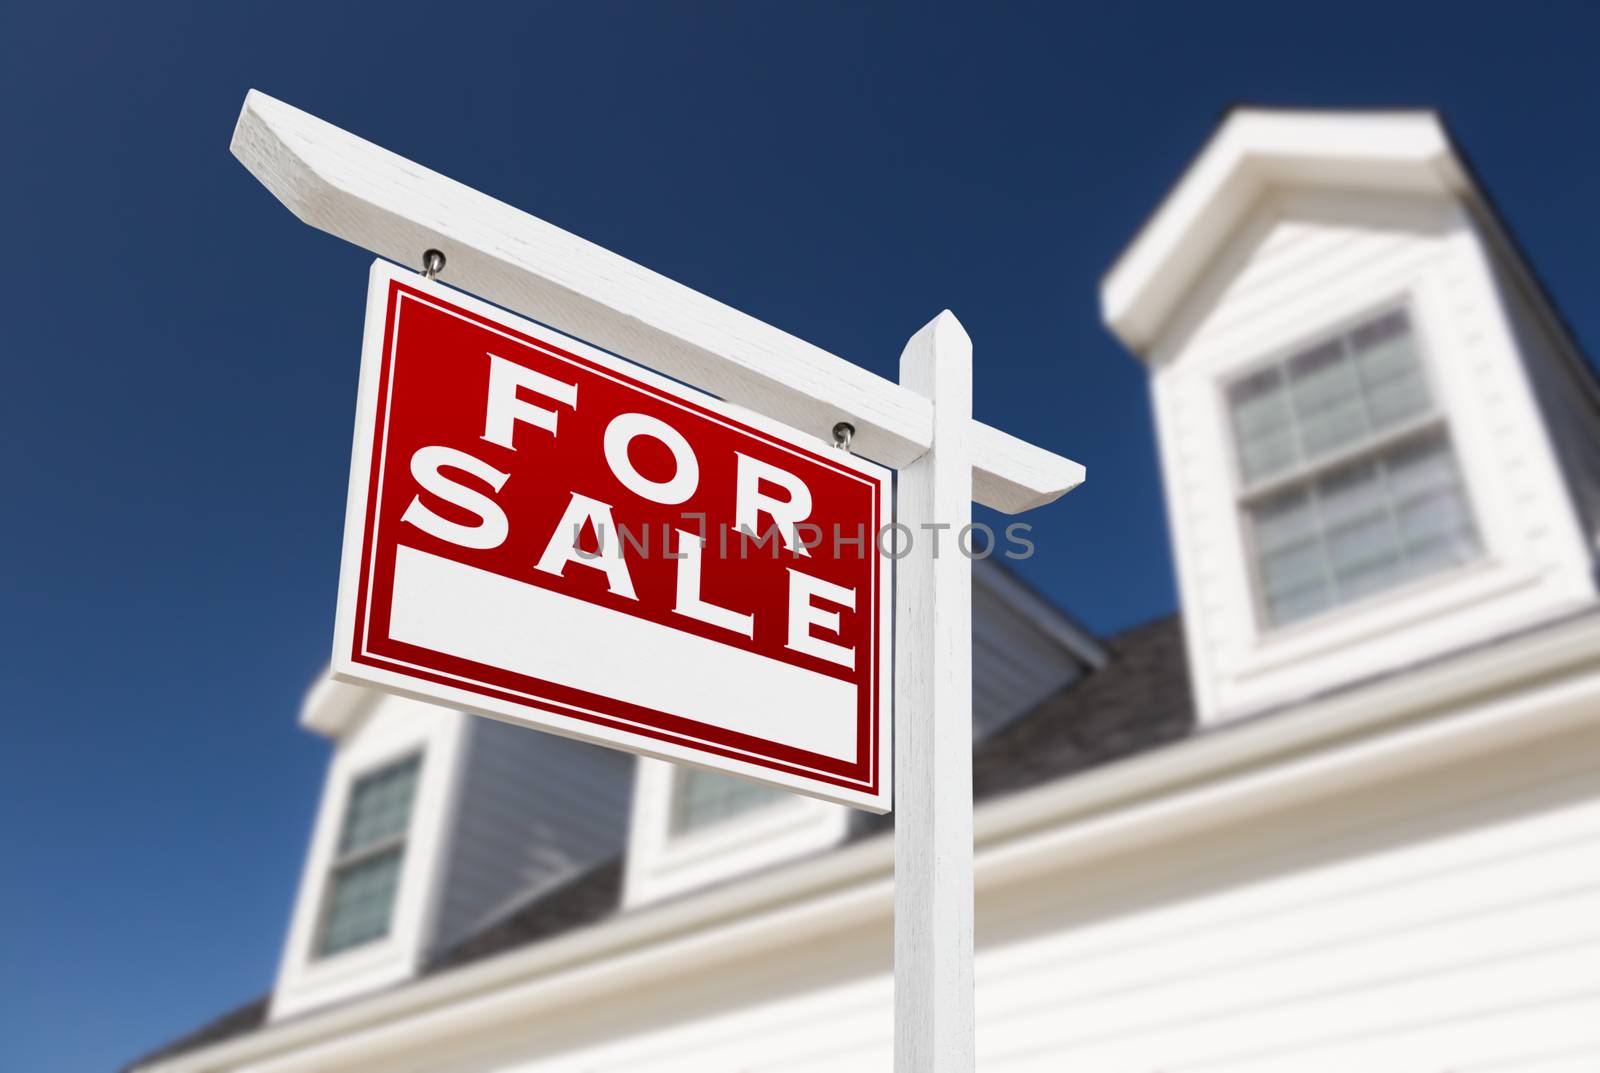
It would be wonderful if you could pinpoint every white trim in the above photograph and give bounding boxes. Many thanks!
[1101,109,1471,352]
[298,672,376,740]
[138,608,1600,1073]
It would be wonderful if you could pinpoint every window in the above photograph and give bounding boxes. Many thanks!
[1227,308,1481,628]
[670,767,785,835]
[315,754,421,958]
[623,758,848,907]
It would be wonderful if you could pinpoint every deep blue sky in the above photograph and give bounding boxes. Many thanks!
[3,3,1599,1070]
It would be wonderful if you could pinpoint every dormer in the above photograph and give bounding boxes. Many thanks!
[1103,108,1600,726]
[269,676,633,1020]
[621,558,1104,906]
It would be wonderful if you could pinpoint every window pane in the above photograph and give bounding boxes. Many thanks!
[1267,578,1335,626]
[1353,311,1429,431]
[1230,309,1433,489]
[1228,367,1298,484]
[1251,487,1331,623]
[671,767,785,835]
[1289,339,1369,459]
[317,847,403,956]
[1251,485,1318,552]
[1388,436,1481,569]
[1316,458,1403,599]
[1248,430,1479,627]
[338,755,420,855]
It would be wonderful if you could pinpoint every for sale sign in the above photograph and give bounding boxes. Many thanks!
[333,261,891,810]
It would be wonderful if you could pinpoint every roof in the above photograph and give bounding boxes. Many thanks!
[124,614,1192,1071]
[1100,108,1473,352]
[972,614,1192,798]
[122,998,270,1072]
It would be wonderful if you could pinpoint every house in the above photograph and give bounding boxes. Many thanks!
[127,108,1600,1073]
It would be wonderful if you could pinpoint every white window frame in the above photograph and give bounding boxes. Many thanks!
[622,758,849,907]
[310,751,423,960]
[270,693,469,1022]
[1223,297,1485,635]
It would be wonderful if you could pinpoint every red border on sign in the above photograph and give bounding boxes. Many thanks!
[346,277,884,798]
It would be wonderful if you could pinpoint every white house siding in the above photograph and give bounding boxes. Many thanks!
[968,721,1600,1073]
[432,719,634,954]
[971,570,1086,741]
[1148,189,1596,725]
[1486,242,1600,553]
[296,716,1599,1073]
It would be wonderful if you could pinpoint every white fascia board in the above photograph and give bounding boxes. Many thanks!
[1101,109,1471,353]
[135,608,1600,1073]
[230,90,1083,514]
[298,670,376,739]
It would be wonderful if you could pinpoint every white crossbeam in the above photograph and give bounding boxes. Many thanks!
[229,90,1084,513]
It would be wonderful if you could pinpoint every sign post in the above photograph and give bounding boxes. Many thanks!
[894,313,975,1071]
[232,89,1084,1071]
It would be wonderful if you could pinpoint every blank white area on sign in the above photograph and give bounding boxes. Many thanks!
[387,545,859,763]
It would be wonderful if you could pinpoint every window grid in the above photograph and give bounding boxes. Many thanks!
[1228,308,1482,629]
[1249,432,1480,625]
[1230,308,1432,494]
[315,754,421,958]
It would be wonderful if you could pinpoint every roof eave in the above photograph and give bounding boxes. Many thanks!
[1100,108,1472,355]
[299,670,376,739]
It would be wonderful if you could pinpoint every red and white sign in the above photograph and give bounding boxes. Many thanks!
[333,261,891,810]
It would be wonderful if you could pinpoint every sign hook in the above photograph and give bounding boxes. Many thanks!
[832,421,855,453]
[421,248,447,281]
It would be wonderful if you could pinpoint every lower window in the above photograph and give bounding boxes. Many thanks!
[315,753,421,958]
[1248,429,1480,627]
[670,766,786,835]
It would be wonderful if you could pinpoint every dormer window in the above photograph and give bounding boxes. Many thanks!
[314,753,421,958]
[670,767,785,835]
[622,758,847,907]
[1228,307,1481,628]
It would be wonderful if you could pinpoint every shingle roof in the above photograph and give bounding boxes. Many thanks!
[122,997,270,1072]
[426,858,624,974]
[124,613,1191,1071]
[973,613,1192,799]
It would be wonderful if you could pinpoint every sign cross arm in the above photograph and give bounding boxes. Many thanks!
[229,89,1085,513]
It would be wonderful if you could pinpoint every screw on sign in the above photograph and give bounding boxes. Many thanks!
[334,262,892,810]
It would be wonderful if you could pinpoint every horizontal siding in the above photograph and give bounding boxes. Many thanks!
[1494,257,1600,553]
[971,568,1084,739]
[405,720,1600,1073]
[432,718,633,953]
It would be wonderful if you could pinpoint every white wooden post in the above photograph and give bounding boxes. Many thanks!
[894,311,975,1072]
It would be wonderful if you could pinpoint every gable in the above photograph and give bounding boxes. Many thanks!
[1153,188,1461,373]
[1102,108,1469,352]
